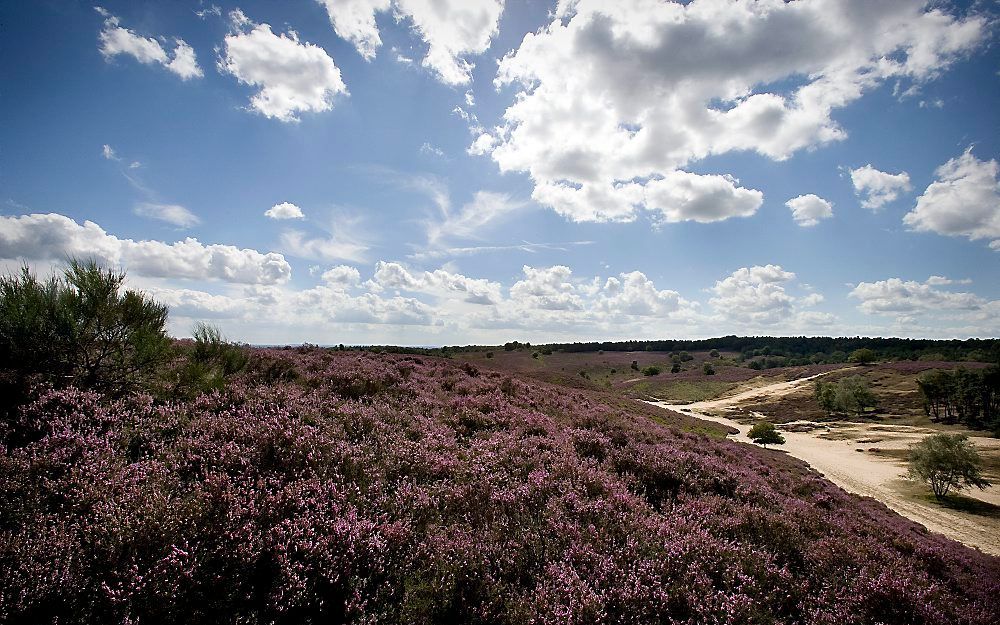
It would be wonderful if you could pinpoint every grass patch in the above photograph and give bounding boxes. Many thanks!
[638,380,737,403]
[895,478,1000,519]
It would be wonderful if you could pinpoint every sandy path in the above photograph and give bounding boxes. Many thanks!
[648,372,1000,555]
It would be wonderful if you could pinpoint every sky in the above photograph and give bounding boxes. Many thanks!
[1,0,999,345]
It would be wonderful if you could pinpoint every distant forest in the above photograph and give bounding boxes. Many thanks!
[345,336,999,366]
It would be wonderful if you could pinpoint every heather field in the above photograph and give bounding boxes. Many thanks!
[3,347,999,624]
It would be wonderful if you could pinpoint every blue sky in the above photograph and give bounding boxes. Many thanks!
[1,0,998,345]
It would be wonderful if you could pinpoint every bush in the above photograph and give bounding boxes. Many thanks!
[641,365,661,376]
[849,348,877,365]
[670,362,681,374]
[814,376,876,416]
[908,433,991,498]
[748,421,785,447]
[630,360,639,371]
[703,363,715,375]
[168,323,250,399]
[709,349,720,358]
[532,351,540,359]
[0,260,170,414]
[485,351,494,359]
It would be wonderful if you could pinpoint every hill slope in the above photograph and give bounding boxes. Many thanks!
[2,348,998,623]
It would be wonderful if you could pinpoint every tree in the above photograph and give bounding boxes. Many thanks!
[814,376,876,416]
[748,422,785,448]
[849,348,877,365]
[907,433,991,499]
[0,260,170,411]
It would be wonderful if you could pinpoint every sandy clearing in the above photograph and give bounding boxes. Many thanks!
[647,371,1000,556]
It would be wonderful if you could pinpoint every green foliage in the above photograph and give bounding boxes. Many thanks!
[169,323,250,399]
[907,433,991,499]
[670,362,681,374]
[814,375,876,416]
[848,348,877,365]
[631,360,639,371]
[0,260,170,411]
[531,351,540,359]
[678,351,693,362]
[485,351,494,359]
[641,365,661,376]
[747,421,785,447]
[709,349,720,358]
[917,367,1000,432]
[702,363,715,375]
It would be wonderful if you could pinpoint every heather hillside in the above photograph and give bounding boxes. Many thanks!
[2,348,998,624]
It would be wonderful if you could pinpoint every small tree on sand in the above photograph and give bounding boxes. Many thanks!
[907,433,990,499]
[748,422,785,448]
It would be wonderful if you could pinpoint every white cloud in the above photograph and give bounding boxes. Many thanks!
[479,0,985,223]
[903,148,1000,250]
[709,265,801,325]
[849,164,911,210]
[645,171,762,224]
[315,0,391,60]
[265,202,305,220]
[321,265,362,288]
[102,144,118,160]
[316,0,504,85]
[926,275,971,286]
[0,213,291,285]
[785,194,833,227]
[219,11,347,122]
[370,261,503,305]
[133,202,201,228]
[850,277,986,314]
[420,142,445,158]
[279,230,368,263]
[97,8,203,80]
[509,265,582,311]
[427,191,526,244]
[596,271,686,317]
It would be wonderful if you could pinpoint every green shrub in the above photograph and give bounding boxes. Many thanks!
[670,363,681,374]
[908,433,991,498]
[641,365,661,376]
[748,422,785,447]
[168,323,249,399]
[0,260,170,412]
[703,363,715,375]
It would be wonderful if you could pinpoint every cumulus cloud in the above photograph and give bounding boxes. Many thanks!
[316,0,504,85]
[785,194,833,227]
[133,202,201,228]
[849,277,986,314]
[709,265,805,325]
[370,261,503,305]
[596,271,686,317]
[321,265,362,288]
[0,213,290,285]
[509,265,583,311]
[219,11,347,122]
[265,202,305,220]
[479,0,985,223]
[849,164,911,210]
[97,8,203,80]
[903,148,1000,250]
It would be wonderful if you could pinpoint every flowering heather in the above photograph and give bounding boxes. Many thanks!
[1,348,998,624]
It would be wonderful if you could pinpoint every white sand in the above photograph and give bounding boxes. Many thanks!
[649,372,1000,556]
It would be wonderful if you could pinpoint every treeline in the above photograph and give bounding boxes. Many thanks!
[539,336,999,364]
[916,368,1000,434]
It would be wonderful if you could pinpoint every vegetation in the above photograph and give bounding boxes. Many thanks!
[748,421,785,448]
[641,365,661,376]
[2,261,999,623]
[814,376,877,416]
[0,261,170,417]
[702,363,715,375]
[907,433,991,499]
[916,367,1000,433]
[848,348,878,365]
[3,349,998,623]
